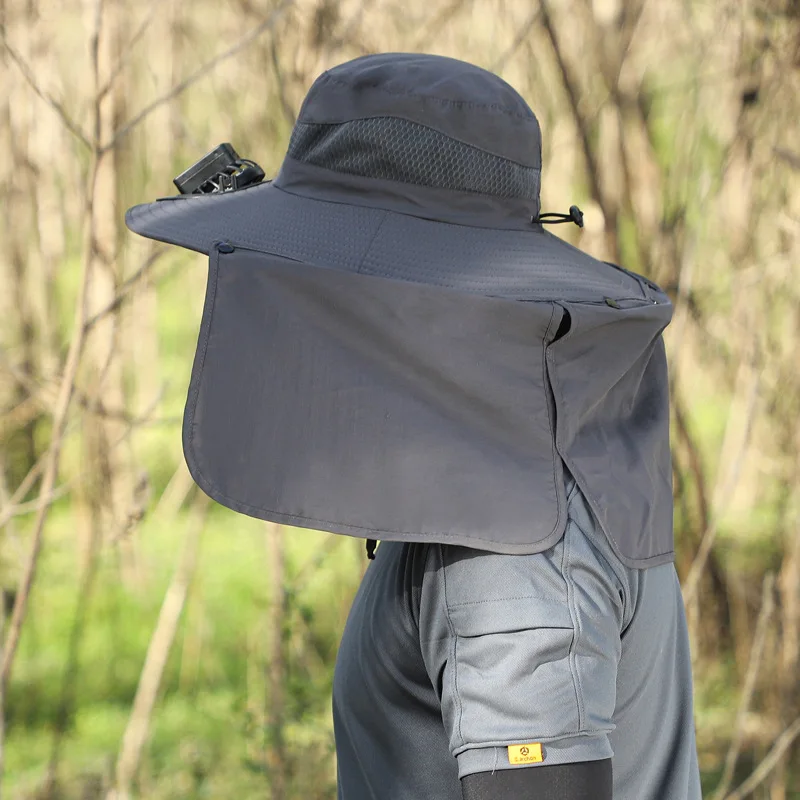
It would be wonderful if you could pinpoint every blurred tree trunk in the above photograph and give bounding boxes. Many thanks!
[0,0,14,488]
[109,494,207,800]
[539,0,621,264]
[128,1,176,426]
[42,503,103,799]
[4,0,42,485]
[774,490,800,798]
[266,522,287,800]
[80,0,137,572]
[28,0,64,381]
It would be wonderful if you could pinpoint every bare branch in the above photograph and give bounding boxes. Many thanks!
[321,0,374,59]
[102,0,294,153]
[0,222,94,689]
[1,485,72,519]
[265,521,288,798]
[0,395,41,442]
[151,461,195,521]
[0,0,109,681]
[774,147,800,171]
[539,0,602,202]
[0,452,47,531]
[0,380,165,533]
[108,494,208,798]
[712,573,775,800]
[412,0,468,51]
[0,344,171,426]
[84,247,167,331]
[724,716,800,800]
[287,534,342,595]
[269,32,296,128]
[0,577,4,791]
[97,0,165,102]
[539,0,619,259]
[683,351,762,607]
[490,8,540,73]
[0,31,92,149]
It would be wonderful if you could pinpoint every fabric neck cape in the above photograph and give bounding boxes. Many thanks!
[125,53,675,569]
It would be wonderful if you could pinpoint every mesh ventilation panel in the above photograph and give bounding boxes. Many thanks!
[287,117,540,200]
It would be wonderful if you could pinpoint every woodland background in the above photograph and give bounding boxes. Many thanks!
[0,0,799,797]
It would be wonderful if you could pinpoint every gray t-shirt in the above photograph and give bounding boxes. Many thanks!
[332,480,702,799]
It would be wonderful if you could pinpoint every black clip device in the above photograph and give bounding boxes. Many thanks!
[173,143,265,195]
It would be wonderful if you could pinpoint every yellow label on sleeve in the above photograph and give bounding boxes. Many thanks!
[507,742,544,764]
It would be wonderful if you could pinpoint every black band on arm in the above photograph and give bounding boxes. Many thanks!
[460,758,612,800]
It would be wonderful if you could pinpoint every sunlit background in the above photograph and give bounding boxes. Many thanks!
[0,0,799,797]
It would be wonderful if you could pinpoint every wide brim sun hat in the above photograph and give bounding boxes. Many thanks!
[126,53,675,568]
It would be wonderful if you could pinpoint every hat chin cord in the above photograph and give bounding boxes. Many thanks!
[533,204,584,228]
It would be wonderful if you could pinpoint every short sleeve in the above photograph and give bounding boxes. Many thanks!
[419,495,624,779]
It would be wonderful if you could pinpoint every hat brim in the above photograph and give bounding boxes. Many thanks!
[126,182,639,302]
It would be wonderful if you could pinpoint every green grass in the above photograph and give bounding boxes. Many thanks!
[4,497,355,798]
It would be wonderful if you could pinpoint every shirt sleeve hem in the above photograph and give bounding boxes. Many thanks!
[455,733,613,779]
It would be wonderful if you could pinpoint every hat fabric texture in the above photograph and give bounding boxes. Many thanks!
[126,53,675,568]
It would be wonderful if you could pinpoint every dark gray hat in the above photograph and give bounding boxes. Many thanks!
[126,53,675,568]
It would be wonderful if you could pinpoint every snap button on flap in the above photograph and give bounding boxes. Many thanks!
[215,241,235,254]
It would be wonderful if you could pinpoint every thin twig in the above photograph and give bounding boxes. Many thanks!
[490,8,540,73]
[0,395,41,442]
[723,717,800,800]
[321,0,373,60]
[0,196,95,689]
[615,0,649,82]
[0,0,109,681]
[42,503,104,798]
[774,147,800,171]
[412,0,468,51]
[269,32,296,128]
[0,349,172,426]
[0,351,55,412]
[539,0,615,258]
[108,494,208,799]
[265,522,287,799]
[0,385,166,529]
[0,452,47,531]
[539,0,603,204]
[1,485,72,519]
[97,0,165,102]
[287,534,342,596]
[664,237,697,379]
[712,573,775,800]
[151,461,195,521]
[0,30,92,149]
[84,247,167,330]
[683,351,762,607]
[0,585,4,800]
[102,0,293,153]
[672,395,711,533]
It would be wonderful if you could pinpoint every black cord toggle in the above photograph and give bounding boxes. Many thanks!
[366,539,377,560]
[533,205,584,228]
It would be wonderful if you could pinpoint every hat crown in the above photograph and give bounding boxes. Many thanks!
[281,54,542,211]
[318,53,537,126]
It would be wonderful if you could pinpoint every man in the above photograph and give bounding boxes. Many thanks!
[126,53,702,799]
